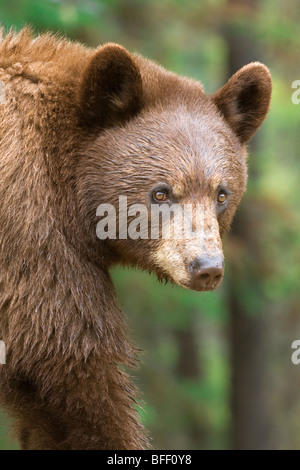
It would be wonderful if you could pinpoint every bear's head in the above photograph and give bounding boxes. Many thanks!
[77,44,272,291]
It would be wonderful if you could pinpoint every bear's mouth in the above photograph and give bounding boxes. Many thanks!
[177,278,223,292]
[154,268,223,292]
[153,254,224,292]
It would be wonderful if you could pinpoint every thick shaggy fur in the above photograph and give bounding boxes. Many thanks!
[0,28,271,449]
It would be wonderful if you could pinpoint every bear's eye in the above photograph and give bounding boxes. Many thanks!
[153,190,169,202]
[217,191,227,204]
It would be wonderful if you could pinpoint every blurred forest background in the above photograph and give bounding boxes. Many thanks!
[0,0,300,450]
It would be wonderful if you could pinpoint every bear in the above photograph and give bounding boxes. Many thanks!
[0,27,272,450]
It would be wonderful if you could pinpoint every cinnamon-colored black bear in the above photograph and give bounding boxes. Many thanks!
[0,28,271,449]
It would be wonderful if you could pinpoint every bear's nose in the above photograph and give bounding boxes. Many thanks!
[189,256,224,291]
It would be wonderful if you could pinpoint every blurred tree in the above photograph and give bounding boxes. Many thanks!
[224,0,273,450]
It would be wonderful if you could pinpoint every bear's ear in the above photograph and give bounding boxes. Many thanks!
[212,62,272,144]
[79,43,143,128]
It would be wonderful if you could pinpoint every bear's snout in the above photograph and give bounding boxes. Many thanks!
[188,255,224,291]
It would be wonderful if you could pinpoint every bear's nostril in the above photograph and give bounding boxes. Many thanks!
[200,273,210,280]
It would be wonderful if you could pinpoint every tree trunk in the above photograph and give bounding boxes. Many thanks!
[224,0,273,449]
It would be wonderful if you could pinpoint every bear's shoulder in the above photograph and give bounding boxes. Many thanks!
[0,27,91,85]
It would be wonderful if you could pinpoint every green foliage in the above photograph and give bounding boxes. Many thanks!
[0,412,19,450]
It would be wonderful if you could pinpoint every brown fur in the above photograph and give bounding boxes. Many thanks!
[0,28,272,449]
